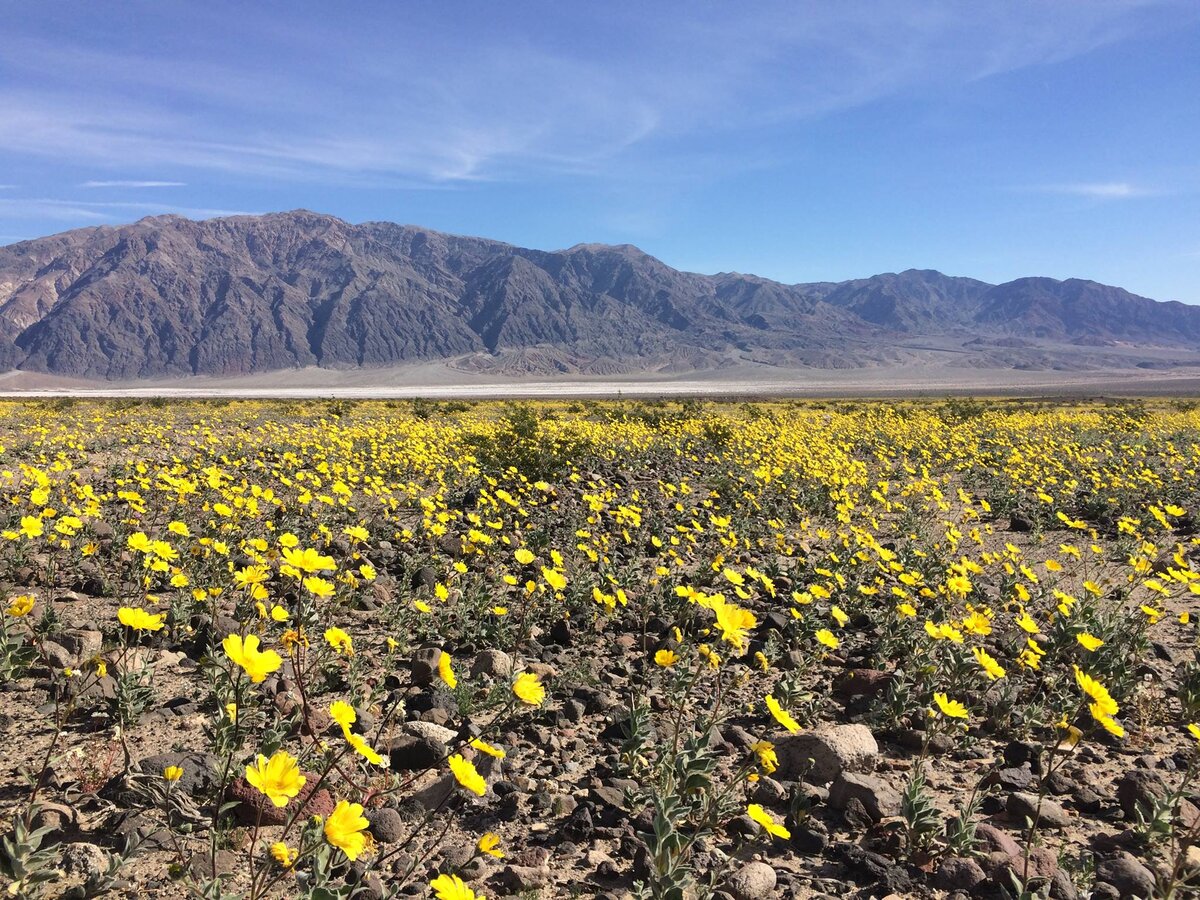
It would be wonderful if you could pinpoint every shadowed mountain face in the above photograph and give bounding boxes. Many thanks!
[0,210,1196,380]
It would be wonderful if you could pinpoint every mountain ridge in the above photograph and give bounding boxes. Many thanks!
[0,210,1196,381]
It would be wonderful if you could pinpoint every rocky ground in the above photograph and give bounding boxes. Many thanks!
[3,561,1198,900]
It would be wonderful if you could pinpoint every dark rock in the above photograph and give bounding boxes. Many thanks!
[976,822,1022,857]
[894,727,954,755]
[557,698,586,724]
[346,866,385,900]
[386,732,450,772]
[1096,852,1155,899]
[749,777,787,807]
[835,843,912,893]
[109,810,172,853]
[493,863,551,891]
[1073,784,1105,814]
[1050,869,1079,900]
[548,620,573,646]
[227,775,334,826]
[1115,769,1164,820]
[1010,512,1034,532]
[828,772,901,821]
[133,751,219,799]
[832,668,893,700]
[1045,769,1075,795]
[366,807,404,843]
[1091,830,1146,853]
[997,765,1035,791]
[411,566,438,591]
[1003,739,1044,773]
[935,857,987,892]
[791,820,829,855]
[1008,791,1071,828]
[564,804,595,840]
[840,796,873,831]
[190,849,239,881]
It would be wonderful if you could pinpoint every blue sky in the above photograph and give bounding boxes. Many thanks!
[2,1,1199,300]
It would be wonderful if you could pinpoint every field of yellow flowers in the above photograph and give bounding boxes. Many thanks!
[1,397,1199,900]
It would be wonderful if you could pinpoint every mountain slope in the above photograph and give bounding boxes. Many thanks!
[0,211,1196,380]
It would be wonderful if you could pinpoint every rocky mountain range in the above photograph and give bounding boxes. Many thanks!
[0,210,1197,381]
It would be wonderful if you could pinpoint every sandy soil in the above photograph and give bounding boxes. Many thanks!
[2,362,1200,399]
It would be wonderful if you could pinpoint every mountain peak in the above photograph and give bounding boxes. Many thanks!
[0,211,1195,381]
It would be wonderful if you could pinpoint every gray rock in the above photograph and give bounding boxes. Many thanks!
[409,646,443,685]
[776,724,878,783]
[496,863,551,891]
[726,861,777,900]
[934,856,987,892]
[411,773,456,810]
[386,732,448,772]
[366,807,404,843]
[40,640,75,670]
[1115,769,1164,821]
[134,752,218,799]
[998,765,1035,791]
[828,772,901,820]
[1096,852,1155,899]
[411,566,438,592]
[976,821,1022,857]
[61,842,109,878]
[749,777,788,807]
[470,649,513,679]
[404,720,457,744]
[190,849,239,881]
[1074,784,1105,813]
[1008,791,1071,828]
[58,629,103,662]
[1051,868,1080,900]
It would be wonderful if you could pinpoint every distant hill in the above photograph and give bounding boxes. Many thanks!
[0,210,1196,380]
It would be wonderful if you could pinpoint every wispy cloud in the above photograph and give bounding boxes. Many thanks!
[0,2,1192,186]
[1030,182,1158,199]
[0,197,256,221]
[81,180,186,188]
